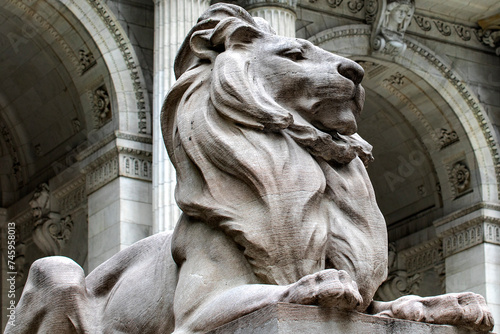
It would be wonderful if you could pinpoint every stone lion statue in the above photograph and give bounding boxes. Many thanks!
[5,4,493,334]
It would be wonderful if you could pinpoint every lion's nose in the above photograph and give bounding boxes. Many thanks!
[337,60,364,85]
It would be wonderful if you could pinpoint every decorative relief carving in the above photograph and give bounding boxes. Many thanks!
[402,240,443,276]
[484,222,500,245]
[412,15,431,31]
[29,183,73,256]
[86,153,119,193]
[347,0,363,13]
[443,223,483,257]
[91,84,112,128]
[433,20,452,37]
[79,49,96,74]
[440,215,500,257]
[438,128,459,149]
[59,185,86,215]
[87,0,149,133]
[369,0,415,56]
[375,244,421,301]
[405,41,500,191]
[364,0,378,24]
[454,25,471,41]
[448,161,471,198]
[327,0,343,8]
[384,71,404,86]
[121,155,152,181]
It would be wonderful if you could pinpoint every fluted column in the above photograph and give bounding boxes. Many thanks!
[152,0,210,233]
[243,0,297,38]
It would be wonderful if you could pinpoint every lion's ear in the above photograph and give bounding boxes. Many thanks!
[190,17,262,61]
[213,18,263,51]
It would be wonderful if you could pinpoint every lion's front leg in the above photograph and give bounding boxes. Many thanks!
[368,293,494,332]
[172,218,365,334]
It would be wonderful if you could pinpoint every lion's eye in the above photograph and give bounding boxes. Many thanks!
[281,49,306,61]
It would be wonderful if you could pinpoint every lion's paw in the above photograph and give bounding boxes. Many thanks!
[281,269,363,310]
[375,292,494,332]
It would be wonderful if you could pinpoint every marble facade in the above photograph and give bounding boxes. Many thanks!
[0,0,499,332]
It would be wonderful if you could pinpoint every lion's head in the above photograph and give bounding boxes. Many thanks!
[161,4,387,308]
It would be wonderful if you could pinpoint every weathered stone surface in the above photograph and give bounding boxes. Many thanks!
[208,303,491,334]
[4,3,495,334]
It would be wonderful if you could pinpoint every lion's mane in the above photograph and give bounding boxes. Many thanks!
[161,4,387,309]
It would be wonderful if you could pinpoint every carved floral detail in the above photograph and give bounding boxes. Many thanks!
[87,0,149,133]
[91,85,112,128]
[29,183,73,256]
[327,0,343,8]
[449,161,471,197]
[347,0,363,13]
[79,49,97,74]
[438,128,459,149]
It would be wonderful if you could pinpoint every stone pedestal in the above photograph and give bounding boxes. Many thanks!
[208,303,490,334]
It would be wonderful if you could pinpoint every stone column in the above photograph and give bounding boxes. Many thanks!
[152,0,210,233]
[434,203,500,332]
[243,0,297,38]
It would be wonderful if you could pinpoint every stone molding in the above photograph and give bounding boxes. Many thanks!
[86,0,150,133]
[433,203,500,257]
[85,150,119,194]
[52,176,87,216]
[400,239,443,276]
[83,141,153,194]
[441,220,497,257]
[433,202,500,228]
[298,1,494,53]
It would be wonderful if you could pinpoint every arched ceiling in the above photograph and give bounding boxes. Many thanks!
[0,1,104,207]
[355,59,478,239]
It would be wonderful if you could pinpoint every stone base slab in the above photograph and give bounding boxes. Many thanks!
[207,303,492,334]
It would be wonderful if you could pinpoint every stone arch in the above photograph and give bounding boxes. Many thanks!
[309,24,499,212]
[59,0,152,135]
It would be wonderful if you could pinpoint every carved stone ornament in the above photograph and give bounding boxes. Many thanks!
[368,0,415,56]
[438,128,459,149]
[5,4,494,334]
[79,49,97,74]
[449,161,471,197]
[375,244,421,301]
[92,84,112,128]
[29,183,73,256]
